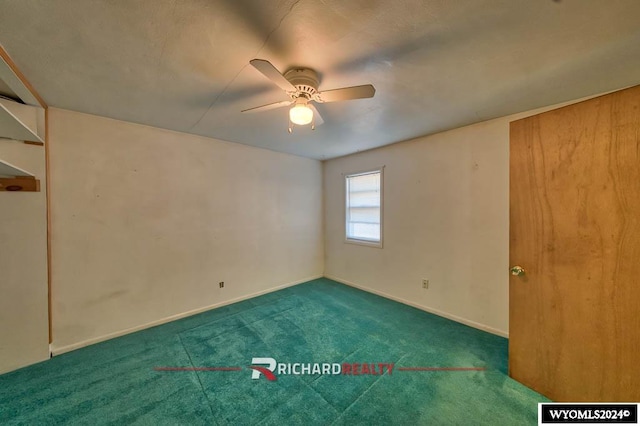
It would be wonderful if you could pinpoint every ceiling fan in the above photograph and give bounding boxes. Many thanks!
[242,59,376,132]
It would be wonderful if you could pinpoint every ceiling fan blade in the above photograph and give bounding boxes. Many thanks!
[317,84,376,103]
[309,103,324,126]
[241,100,292,113]
[250,59,297,92]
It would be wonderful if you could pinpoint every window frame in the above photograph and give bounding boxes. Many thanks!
[344,166,384,248]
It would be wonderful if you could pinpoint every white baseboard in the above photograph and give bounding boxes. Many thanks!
[324,275,509,338]
[52,273,507,356]
[51,274,323,355]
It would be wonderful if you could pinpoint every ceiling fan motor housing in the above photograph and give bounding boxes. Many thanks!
[284,68,319,99]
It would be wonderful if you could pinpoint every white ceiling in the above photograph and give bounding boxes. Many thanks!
[1,0,639,159]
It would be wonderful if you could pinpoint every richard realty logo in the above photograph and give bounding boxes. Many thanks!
[248,357,395,382]
[154,357,483,380]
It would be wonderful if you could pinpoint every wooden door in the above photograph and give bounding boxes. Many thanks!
[509,85,640,401]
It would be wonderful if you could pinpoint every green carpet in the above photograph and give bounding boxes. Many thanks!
[0,278,548,425]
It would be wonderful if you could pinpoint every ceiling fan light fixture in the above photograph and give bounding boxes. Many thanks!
[289,103,313,126]
[244,59,375,132]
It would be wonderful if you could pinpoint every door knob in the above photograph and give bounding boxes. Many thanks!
[510,265,526,276]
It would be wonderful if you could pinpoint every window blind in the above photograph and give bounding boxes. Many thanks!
[346,170,381,242]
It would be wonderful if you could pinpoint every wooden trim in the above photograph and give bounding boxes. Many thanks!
[0,45,47,108]
[0,177,40,191]
[45,107,52,344]
[0,44,52,347]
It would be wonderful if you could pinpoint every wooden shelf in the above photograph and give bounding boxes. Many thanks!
[0,98,44,143]
[0,48,44,107]
[0,157,40,192]
[0,157,33,177]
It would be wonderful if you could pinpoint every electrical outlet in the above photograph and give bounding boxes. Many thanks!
[219,281,224,288]
[422,279,429,289]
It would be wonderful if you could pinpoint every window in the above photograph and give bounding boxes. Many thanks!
[345,167,383,247]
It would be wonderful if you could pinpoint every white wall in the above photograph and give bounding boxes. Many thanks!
[0,139,49,374]
[48,108,324,353]
[323,98,597,337]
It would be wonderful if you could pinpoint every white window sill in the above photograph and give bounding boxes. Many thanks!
[345,238,383,248]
